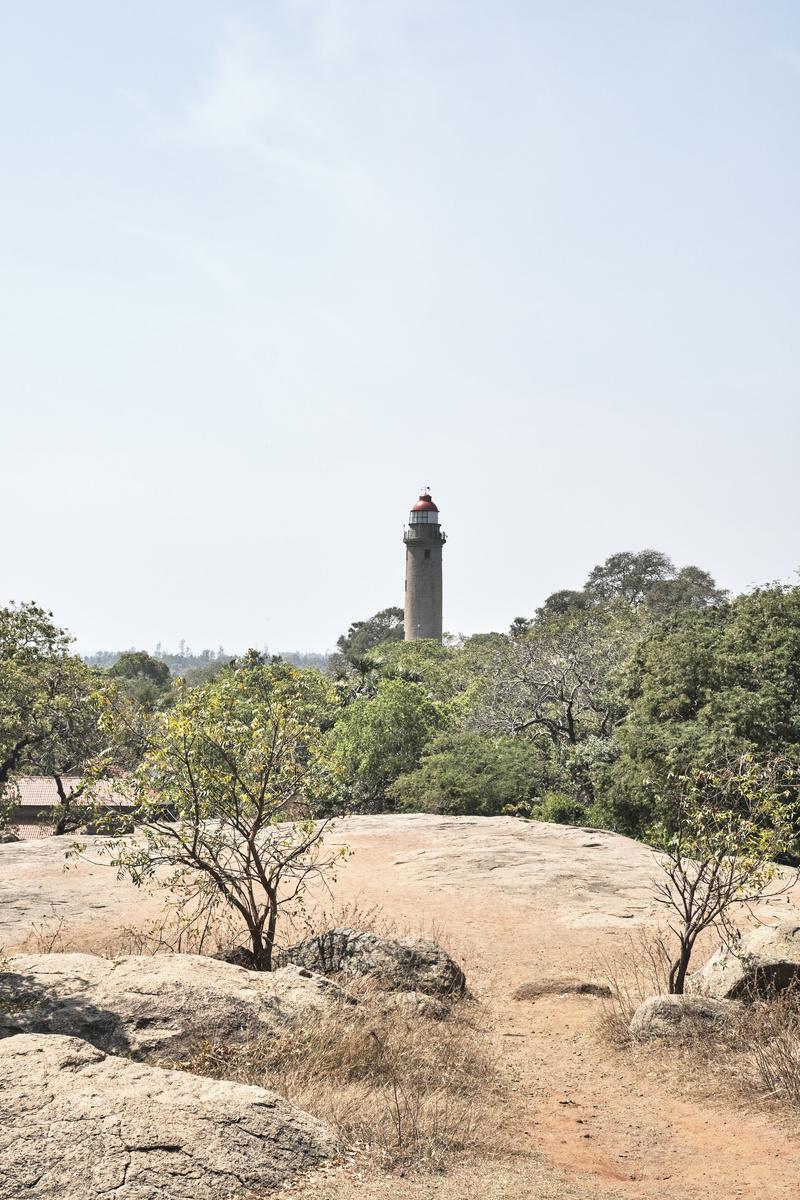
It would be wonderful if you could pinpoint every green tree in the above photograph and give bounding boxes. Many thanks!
[585,550,678,606]
[584,550,726,612]
[533,552,724,624]
[109,651,171,688]
[28,658,107,834]
[645,565,727,617]
[535,590,590,621]
[0,602,73,792]
[334,606,404,668]
[0,602,130,834]
[599,585,800,836]
[96,662,344,970]
[108,650,172,709]
[387,731,549,816]
[336,677,446,810]
[368,639,462,701]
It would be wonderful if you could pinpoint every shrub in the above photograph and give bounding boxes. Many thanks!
[388,732,547,817]
[538,791,587,825]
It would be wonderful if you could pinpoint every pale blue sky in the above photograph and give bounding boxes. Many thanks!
[2,1,799,653]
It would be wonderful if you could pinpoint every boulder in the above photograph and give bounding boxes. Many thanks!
[382,990,449,1020]
[688,922,800,1001]
[0,833,19,844]
[281,928,465,996]
[630,993,743,1040]
[0,953,352,1059]
[0,1032,334,1199]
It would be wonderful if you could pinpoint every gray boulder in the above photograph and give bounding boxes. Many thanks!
[688,922,800,1000]
[382,990,449,1020]
[0,952,352,1059]
[630,993,743,1040]
[0,1033,334,1199]
[281,927,465,996]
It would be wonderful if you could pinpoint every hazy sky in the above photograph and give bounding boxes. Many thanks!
[3,2,799,654]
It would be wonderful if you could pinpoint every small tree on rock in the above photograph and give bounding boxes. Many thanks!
[653,755,799,994]
[95,663,345,970]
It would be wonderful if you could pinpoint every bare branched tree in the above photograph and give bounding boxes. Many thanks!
[471,607,639,750]
[653,755,799,994]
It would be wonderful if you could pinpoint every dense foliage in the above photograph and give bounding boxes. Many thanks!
[325,555,800,840]
[108,650,173,709]
[596,585,800,835]
[6,547,800,852]
[0,603,106,831]
[387,732,549,816]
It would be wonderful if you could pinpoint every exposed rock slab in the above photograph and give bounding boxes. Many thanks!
[281,927,465,995]
[689,922,800,1000]
[630,993,743,1039]
[0,816,669,953]
[0,952,351,1058]
[0,1032,334,1199]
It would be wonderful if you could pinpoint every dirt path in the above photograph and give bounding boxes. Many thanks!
[3,814,799,1199]
[296,815,800,1200]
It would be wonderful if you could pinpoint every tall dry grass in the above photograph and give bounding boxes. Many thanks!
[596,928,672,1046]
[178,982,502,1173]
[739,987,800,1107]
[18,891,436,962]
[598,930,800,1114]
[11,898,501,1172]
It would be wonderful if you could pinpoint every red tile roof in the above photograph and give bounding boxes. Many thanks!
[10,776,132,808]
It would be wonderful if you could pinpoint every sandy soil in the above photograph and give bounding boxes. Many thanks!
[3,814,800,1200]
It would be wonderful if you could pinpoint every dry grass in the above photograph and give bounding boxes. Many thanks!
[12,907,75,955]
[597,931,800,1114]
[739,988,800,1106]
[596,928,672,1046]
[177,982,503,1174]
[102,902,241,958]
[11,895,245,960]
[12,900,501,1174]
[282,895,401,944]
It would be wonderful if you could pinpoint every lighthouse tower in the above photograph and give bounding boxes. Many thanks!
[403,488,446,642]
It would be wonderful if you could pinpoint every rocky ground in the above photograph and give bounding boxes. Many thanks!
[3,813,800,1199]
[0,1033,335,1199]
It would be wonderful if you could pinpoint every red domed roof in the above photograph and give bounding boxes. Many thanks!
[411,490,439,513]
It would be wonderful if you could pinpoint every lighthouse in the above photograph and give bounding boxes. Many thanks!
[403,488,446,641]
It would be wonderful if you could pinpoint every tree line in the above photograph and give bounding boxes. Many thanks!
[86,645,329,678]
[330,550,800,849]
[3,546,800,851]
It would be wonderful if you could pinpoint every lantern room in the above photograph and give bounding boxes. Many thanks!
[409,489,440,525]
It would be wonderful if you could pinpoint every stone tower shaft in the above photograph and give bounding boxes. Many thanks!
[403,489,445,642]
